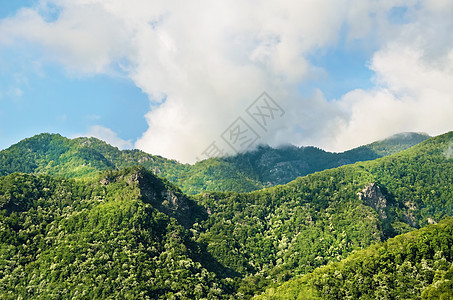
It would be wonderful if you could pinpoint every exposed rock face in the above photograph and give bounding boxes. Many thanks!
[404,200,416,211]
[268,160,309,183]
[161,190,189,211]
[130,170,191,220]
[428,217,437,224]
[152,167,161,175]
[100,177,110,185]
[401,200,417,227]
[100,167,204,228]
[358,183,387,219]
[138,156,153,163]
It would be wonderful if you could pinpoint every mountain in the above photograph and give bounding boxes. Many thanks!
[0,167,233,299]
[1,131,449,298]
[354,132,432,157]
[219,131,430,188]
[0,133,188,179]
[256,217,453,299]
[0,132,429,194]
[188,131,453,296]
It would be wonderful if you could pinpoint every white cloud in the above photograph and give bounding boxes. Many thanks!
[82,125,132,149]
[324,2,453,152]
[1,0,453,161]
[0,1,131,74]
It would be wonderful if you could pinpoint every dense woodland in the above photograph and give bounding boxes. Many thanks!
[0,131,452,299]
[0,132,428,194]
[257,217,453,299]
[0,168,230,299]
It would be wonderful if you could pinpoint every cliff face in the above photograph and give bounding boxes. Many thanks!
[128,167,206,228]
[99,167,207,228]
[358,183,388,219]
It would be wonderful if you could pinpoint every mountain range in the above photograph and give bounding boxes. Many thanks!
[1,131,452,299]
[0,132,429,194]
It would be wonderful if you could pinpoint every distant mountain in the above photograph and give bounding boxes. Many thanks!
[256,217,453,299]
[355,132,432,157]
[0,133,187,178]
[0,132,429,194]
[0,131,452,298]
[220,132,430,187]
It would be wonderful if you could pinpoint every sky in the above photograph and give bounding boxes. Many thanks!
[0,0,452,163]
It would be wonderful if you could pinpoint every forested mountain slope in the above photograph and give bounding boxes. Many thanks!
[0,132,429,194]
[221,132,429,188]
[0,167,230,299]
[0,131,452,299]
[256,217,453,299]
[0,133,187,180]
[191,131,453,296]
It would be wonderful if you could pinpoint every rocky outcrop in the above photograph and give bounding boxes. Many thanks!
[403,201,417,227]
[428,217,437,224]
[358,183,388,219]
[99,167,206,228]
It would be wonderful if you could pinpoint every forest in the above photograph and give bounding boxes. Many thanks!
[0,131,452,299]
[0,132,428,194]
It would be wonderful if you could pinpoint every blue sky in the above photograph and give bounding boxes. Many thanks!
[1,1,453,162]
[0,0,371,149]
[0,0,149,149]
[0,59,149,148]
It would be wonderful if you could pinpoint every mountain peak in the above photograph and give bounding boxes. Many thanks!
[0,131,435,193]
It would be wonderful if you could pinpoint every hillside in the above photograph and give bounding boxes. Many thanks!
[190,131,453,296]
[0,167,231,299]
[0,131,451,298]
[256,217,453,299]
[220,131,429,187]
[0,133,188,180]
[0,132,429,194]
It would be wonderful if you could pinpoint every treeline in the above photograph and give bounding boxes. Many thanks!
[0,132,428,195]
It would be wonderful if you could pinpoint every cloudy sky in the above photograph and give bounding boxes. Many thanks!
[1,0,452,163]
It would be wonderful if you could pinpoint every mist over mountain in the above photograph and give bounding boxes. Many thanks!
[0,132,429,194]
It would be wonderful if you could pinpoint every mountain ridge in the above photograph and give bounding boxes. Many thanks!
[0,167,234,298]
[188,131,453,296]
[0,131,452,299]
[0,132,430,194]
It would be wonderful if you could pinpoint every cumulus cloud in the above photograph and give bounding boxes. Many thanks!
[0,1,131,73]
[1,0,453,162]
[83,125,132,149]
[326,2,453,151]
